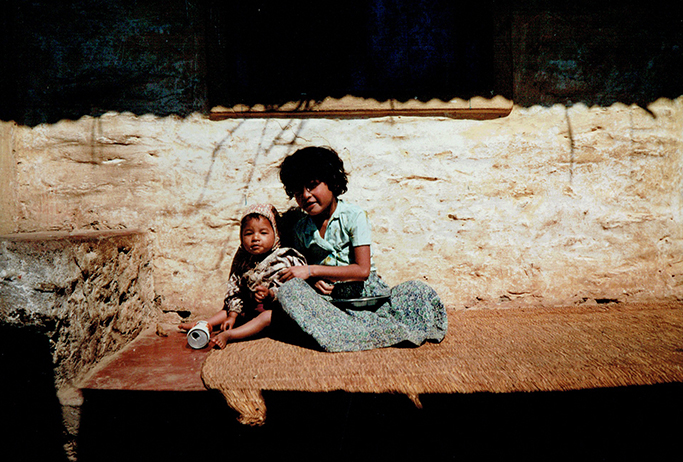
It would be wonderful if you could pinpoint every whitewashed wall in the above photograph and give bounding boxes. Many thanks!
[2,98,682,316]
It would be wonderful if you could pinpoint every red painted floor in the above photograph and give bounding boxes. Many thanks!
[81,328,211,391]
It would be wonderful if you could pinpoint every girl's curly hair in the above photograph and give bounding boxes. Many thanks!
[279,146,348,198]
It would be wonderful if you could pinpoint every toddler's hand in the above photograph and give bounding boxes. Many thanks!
[315,279,335,295]
[253,285,273,303]
[220,317,235,331]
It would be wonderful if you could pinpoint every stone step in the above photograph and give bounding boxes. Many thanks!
[80,327,210,392]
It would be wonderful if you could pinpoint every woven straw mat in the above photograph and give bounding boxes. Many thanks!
[201,302,683,425]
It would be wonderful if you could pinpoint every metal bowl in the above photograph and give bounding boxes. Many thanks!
[331,295,390,310]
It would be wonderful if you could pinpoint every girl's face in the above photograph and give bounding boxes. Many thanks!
[241,216,276,255]
[295,180,336,217]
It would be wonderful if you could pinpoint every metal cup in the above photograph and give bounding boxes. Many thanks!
[187,320,210,349]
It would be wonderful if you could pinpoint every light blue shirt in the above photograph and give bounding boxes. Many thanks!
[293,200,375,269]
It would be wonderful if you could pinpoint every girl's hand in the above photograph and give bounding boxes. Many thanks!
[253,285,273,303]
[279,265,311,282]
[314,279,335,295]
[285,247,371,284]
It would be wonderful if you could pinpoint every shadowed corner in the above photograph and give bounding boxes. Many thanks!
[0,323,69,462]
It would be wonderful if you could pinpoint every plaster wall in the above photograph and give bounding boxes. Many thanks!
[2,100,681,316]
[0,122,17,234]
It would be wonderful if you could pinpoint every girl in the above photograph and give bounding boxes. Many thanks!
[179,204,306,348]
[277,146,448,352]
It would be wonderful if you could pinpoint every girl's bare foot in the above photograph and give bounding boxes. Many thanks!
[209,330,233,349]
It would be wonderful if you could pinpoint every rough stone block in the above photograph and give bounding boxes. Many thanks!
[0,229,159,390]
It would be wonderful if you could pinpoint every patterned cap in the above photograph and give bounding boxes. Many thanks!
[241,203,281,250]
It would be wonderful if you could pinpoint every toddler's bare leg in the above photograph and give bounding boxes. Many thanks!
[209,311,272,349]
[179,310,228,331]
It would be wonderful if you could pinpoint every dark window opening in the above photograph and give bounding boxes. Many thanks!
[206,0,508,109]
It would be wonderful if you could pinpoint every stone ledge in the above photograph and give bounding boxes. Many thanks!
[0,229,161,461]
[0,228,159,387]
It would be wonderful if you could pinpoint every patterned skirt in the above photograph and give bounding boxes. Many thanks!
[274,273,448,352]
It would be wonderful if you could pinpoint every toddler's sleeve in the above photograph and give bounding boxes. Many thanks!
[222,273,244,314]
[269,250,307,298]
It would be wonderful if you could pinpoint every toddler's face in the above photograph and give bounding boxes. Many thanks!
[241,216,275,255]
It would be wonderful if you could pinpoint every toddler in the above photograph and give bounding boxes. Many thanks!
[179,203,306,348]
